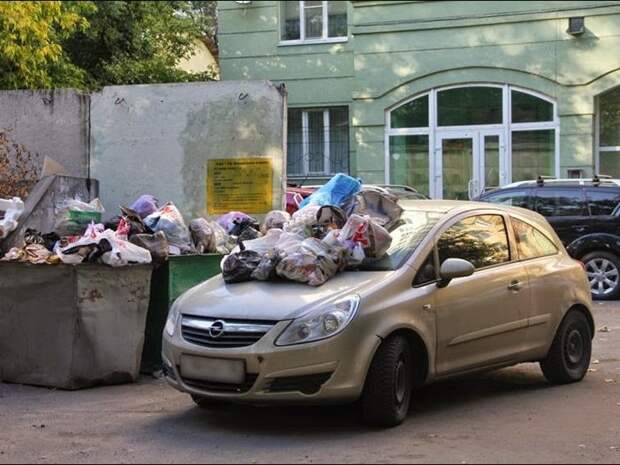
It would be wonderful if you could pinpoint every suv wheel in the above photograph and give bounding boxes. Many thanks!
[583,251,620,300]
[540,311,592,385]
[361,335,413,427]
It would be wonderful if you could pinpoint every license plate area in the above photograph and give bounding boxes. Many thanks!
[180,355,246,384]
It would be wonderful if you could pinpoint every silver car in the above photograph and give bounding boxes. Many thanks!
[162,201,594,426]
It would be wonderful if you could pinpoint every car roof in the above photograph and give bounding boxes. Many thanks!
[399,199,558,239]
[502,178,620,188]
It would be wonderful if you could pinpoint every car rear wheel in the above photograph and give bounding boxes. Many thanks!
[361,335,413,427]
[540,311,592,385]
[583,251,620,300]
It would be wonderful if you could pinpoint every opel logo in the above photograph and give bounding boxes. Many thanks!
[208,320,226,339]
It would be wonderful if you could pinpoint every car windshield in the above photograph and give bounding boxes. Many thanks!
[356,209,445,271]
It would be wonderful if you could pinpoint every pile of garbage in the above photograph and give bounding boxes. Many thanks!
[220,173,403,287]
[0,173,403,277]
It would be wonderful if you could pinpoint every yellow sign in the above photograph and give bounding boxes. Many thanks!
[207,158,273,215]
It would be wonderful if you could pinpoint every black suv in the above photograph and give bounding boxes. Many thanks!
[478,178,620,300]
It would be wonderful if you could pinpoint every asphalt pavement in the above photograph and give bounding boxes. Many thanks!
[1,302,619,464]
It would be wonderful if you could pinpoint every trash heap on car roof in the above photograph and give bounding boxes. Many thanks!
[0,174,403,284]
[220,173,403,286]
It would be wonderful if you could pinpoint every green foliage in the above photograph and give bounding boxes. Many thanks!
[0,1,218,90]
[0,1,92,90]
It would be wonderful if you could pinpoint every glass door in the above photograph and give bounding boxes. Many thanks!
[436,133,478,200]
[479,131,505,194]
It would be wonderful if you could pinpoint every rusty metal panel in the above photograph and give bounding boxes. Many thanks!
[0,263,151,390]
[0,89,90,199]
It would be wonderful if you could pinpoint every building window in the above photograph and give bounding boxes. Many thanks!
[597,87,620,177]
[281,1,348,44]
[288,107,349,177]
[386,85,559,199]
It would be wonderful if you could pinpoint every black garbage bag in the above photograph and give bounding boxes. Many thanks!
[251,250,283,281]
[221,249,263,284]
[230,218,261,242]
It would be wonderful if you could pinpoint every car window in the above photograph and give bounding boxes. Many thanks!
[437,215,511,269]
[413,252,437,286]
[512,218,559,260]
[586,189,620,216]
[357,209,444,271]
[535,189,585,217]
[481,189,531,208]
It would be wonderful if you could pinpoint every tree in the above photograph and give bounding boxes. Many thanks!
[62,1,218,88]
[0,1,92,90]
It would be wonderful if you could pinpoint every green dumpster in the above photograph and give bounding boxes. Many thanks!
[141,254,222,373]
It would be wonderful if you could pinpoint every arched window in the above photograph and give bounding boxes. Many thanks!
[386,85,558,199]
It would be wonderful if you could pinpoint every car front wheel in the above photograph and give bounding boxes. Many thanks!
[540,311,592,385]
[583,251,620,300]
[361,335,413,427]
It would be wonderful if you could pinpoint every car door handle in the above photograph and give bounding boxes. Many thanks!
[573,226,587,233]
[508,281,522,292]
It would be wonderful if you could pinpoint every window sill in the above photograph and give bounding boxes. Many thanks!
[278,37,348,47]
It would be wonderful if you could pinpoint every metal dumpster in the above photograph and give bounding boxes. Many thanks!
[0,262,152,390]
[141,254,222,374]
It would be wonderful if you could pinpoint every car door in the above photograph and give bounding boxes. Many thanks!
[585,188,620,235]
[434,213,531,375]
[533,187,588,246]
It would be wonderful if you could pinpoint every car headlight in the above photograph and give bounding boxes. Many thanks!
[164,303,181,337]
[275,296,360,346]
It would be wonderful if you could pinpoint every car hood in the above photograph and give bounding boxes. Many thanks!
[174,271,394,321]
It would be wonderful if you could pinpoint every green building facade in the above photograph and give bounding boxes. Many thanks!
[219,1,620,199]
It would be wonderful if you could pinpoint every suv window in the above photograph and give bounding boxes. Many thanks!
[481,189,530,208]
[586,189,620,216]
[438,215,511,269]
[534,188,585,217]
[512,218,558,260]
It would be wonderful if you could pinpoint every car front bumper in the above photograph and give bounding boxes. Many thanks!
[162,319,380,405]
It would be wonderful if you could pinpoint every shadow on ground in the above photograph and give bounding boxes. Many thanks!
[143,365,554,441]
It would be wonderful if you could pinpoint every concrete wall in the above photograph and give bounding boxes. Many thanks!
[90,81,287,220]
[0,89,89,198]
[219,0,620,183]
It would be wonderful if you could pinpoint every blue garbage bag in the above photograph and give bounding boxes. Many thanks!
[299,173,362,209]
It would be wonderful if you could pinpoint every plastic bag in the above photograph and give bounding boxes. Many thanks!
[130,195,159,219]
[54,198,105,236]
[190,218,215,254]
[144,203,194,254]
[221,249,262,284]
[261,210,291,234]
[284,205,321,236]
[233,228,283,255]
[230,218,261,242]
[251,249,283,281]
[130,231,169,264]
[211,221,237,255]
[299,173,362,209]
[100,230,153,267]
[217,212,258,235]
[352,190,404,231]
[340,214,393,261]
[276,238,346,286]
[274,231,305,255]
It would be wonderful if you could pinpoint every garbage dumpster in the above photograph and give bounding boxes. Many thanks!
[0,262,152,390]
[141,254,222,373]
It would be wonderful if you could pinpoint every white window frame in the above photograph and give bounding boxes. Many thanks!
[385,84,560,197]
[279,1,348,46]
[290,107,347,177]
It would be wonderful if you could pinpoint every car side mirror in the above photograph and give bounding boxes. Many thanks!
[437,258,475,288]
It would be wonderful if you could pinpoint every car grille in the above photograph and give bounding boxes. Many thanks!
[265,373,334,395]
[181,315,277,349]
[181,373,259,394]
